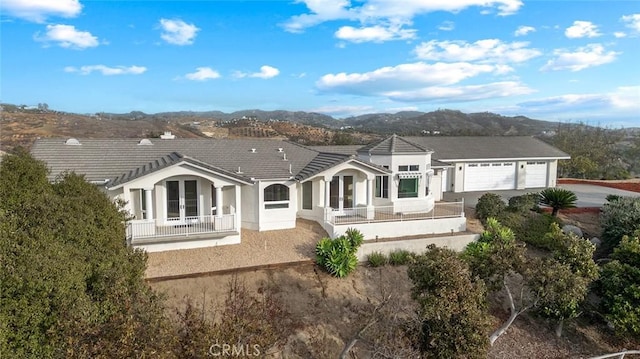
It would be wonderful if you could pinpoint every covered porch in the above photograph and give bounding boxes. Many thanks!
[108,156,253,252]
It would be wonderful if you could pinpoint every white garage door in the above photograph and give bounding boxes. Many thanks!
[525,161,548,188]
[464,162,516,191]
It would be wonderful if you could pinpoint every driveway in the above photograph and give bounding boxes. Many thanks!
[443,184,640,208]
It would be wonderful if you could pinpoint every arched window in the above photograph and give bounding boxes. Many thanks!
[264,184,289,209]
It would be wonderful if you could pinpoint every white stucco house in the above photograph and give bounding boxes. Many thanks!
[31,134,568,252]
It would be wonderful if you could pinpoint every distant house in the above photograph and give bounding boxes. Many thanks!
[31,134,568,253]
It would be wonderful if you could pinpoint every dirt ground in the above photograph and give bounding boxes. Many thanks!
[151,260,635,358]
[149,183,640,358]
[150,207,637,358]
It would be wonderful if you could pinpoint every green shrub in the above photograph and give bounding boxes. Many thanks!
[513,213,561,250]
[597,235,640,337]
[315,228,364,278]
[389,249,414,265]
[507,193,540,214]
[601,197,640,252]
[475,193,506,224]
[367,252,387,267]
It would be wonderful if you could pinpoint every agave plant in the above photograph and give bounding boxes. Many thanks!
[539,188,577,217]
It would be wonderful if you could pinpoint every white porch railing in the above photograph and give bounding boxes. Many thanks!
[127,214,236,242]
[325,201,464,225]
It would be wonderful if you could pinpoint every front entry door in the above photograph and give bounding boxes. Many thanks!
[330,175,354,213]
[166,180,199,223]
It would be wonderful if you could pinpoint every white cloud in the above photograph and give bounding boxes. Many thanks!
[414,39,541,64]
[335,24,416,43]
[0,0,81,22]
[509,86,640,120]
[438,21,455,31]
[35,24,99,49]
[234,65,280,79]
[385,106,419,112]
[283,0,523,36]
[310,105,375,117]
[159,18,199,45]
[384,81,534,102]
[514,25,535,36]
[317,62,500,94]
[541,44,619,72]
[184,67,221,81]
[614,31,627,38]
[565,20,601,38]
[621,14,640,33]
[64,65,147,76]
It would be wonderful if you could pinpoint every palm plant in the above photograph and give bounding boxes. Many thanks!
[539,188,577,216]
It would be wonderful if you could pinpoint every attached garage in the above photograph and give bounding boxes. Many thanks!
[525,161,548,188]
[463,162,516,192]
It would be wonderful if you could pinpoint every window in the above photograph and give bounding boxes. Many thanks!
[375,175,389,198]
[399,165,419,171]
[264,184,289,209]
[398,178,418,198]
[302,181,312,210]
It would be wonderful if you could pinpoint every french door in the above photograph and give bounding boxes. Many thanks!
[166,179,199,223]
[330,175,354,213]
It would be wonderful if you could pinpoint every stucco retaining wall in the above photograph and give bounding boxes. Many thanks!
[356,233,480,261]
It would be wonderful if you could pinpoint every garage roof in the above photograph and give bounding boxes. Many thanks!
[403,136,570,161]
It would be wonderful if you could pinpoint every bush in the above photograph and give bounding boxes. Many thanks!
[508,193,540,214]
[367,252,387,267]
[475,193,506,224]
[315,228,364,278]
[597,234,640,338]
[513,213,561,250]
[388,249,414,265]
[601,197,640,252]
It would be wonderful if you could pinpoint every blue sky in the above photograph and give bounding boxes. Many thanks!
[1,0,639,127]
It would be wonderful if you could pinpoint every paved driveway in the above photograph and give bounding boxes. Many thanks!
[443,184,640,208]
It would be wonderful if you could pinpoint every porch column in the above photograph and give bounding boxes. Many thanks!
[324,178,331,208]
[144,188,154,220]
[366,177,375,220]
[215,186,223,218]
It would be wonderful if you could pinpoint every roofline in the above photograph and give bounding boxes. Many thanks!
[106,158,254,190]
[435,156,571,162]
[297,157,391,182]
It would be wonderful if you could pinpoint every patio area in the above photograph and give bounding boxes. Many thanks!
[145,218,323,279]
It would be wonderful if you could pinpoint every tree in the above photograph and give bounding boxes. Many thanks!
[462,218,529,345]
[547,122,628,180]
[539,187,577,217]
[0,151,174,357]
[528,223,599,337]
[408,245,491,358]
[601,196,640,252]
[597,233,640,337]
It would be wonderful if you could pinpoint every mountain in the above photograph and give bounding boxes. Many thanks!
[0,103,574,152]
[342,109,559,136]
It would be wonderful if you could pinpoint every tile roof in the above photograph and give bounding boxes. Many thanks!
[31,138,319,184]
[107,152,253,188]
[295,152,390,181]
[404,136,570,161]
[357,134,431,154]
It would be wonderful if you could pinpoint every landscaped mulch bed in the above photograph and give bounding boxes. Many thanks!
[558,178,640,193]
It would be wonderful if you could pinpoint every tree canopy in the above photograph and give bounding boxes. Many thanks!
[408,245,491,358]
[0,150,173,357]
